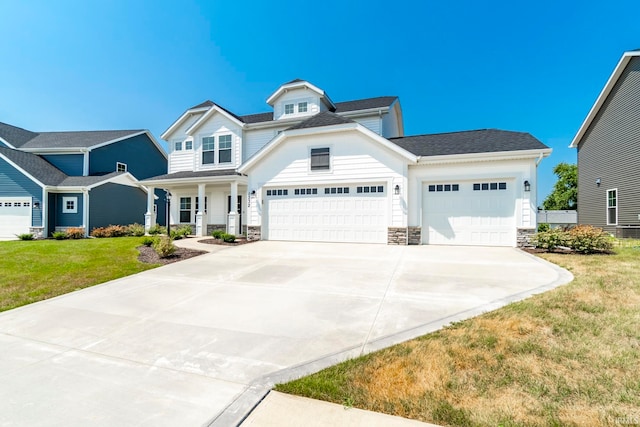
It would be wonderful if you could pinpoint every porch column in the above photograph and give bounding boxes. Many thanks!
[195,183,206,237]
[228,181,238,235]
[144,186,156,233]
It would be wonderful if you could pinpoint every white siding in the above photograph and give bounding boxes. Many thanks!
[381,103,402,138]
[246,129,408,228]
[244,127,286,162]
[167,112,204,173]
[353,116,382,135]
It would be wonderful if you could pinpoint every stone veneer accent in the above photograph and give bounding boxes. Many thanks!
[247,225,261,241]
[517,227,536,248]
[387,227,408,245]
[206,224,226,235]
[29,227,45,239]
[408,226,421,245]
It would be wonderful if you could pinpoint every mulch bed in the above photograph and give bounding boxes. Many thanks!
[197,238,256,246]
[137,245,208,265]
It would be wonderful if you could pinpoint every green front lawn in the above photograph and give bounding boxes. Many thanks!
[0,237,158,312]
[276,244,640,426]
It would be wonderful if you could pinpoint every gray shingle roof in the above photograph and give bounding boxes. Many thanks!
[58,172,124,187]
[0,122,39,147]
[287,112,355,130]
[0,146,68,185]
[142,169,244,182]
[17,130,144,149]
[188,96,398,124]
[389,129,548,157]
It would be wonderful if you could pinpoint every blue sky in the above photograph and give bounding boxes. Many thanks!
[1,0,639,201]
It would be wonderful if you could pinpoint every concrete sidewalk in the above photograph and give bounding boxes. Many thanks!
[0,242,572,426]
[241,391,439,427]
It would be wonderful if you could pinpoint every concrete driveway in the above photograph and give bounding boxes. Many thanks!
[0,242,571,426]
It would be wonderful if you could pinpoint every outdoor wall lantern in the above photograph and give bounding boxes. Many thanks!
[394,184,401,195]
[33,202,40,209]
[251,190,256,195]
[524,180,531,192]
[596,178,601,187]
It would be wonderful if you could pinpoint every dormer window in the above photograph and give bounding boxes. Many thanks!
[298,102,308,113]
[174,141,183,151]
[185,140,193,150]
[284,104,294,115]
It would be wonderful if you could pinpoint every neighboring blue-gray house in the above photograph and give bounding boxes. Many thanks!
[570,50,640,238]
[0,122,167,238]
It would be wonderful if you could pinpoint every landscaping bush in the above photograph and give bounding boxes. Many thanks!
[90,225,127,238]
[531,228,567,251]
[222,233,236,243]
[537,222,550,232]
[141,236,156,247]
[147,224,166,235]
[52,231,67,240]
[17,233,34,241]
[126,223,146,237]
[170,225,192,240]
[565,224,614,254]
[152,236,176,258]
[90,227,108,238]
[66,227,85,239]
[212,230,224,239]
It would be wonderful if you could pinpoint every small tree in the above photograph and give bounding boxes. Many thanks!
[542,162,577,210]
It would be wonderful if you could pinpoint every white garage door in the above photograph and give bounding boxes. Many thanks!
[266,184,388,243]
[422,180,516,246]
[0,197,32,238]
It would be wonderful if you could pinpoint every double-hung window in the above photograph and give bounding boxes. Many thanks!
[174,141,182,151]
[310,147,330,171]
[202,137,215,164]
[180,197,192,223]
[284,103,294,115]
[298,102,308,112]
[218,135,232,163]
[607,189,617,225]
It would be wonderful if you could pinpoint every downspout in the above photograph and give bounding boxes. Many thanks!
[42,186,48,238]
[535,152,543,166]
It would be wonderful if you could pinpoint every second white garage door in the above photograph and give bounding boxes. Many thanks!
[0,197,32,238]
[265,185,388,243]
[422,180,516,246]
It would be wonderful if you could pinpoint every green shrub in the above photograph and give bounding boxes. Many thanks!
[176,225,192,237]
[169,230,182,240]
[537,223,550,232]
[153,236,176,258]
[52,231,67,240]
[126,223,146,237]
[212,230,224,239]
[66,227,85,239]
[222,233,236,243]
[17,233,34,241]
[565,224,614,254]
[531,228,566,251]
[141,236,156,247]
[147,224,166,235]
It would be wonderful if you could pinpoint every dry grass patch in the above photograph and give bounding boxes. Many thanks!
[276,244,640,426]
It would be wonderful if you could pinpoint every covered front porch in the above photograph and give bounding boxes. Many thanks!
[140,170,249,237]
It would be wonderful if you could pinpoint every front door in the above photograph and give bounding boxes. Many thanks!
[227,195,242,232]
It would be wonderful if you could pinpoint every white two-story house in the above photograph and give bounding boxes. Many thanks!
[142,79,551,246]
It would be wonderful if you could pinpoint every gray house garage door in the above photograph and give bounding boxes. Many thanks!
[422,180,516,246]
[265,185,387,243]
[0,197,32,238]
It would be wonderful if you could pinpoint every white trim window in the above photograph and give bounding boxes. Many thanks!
[116,162,127,172]
[62,197,77,214]
[298,102,308,113]
[284,103,294,115]
[218,135,232,164]
[202,136,215,164]
[180,197,192,223]
[174,141,183,151]
[607,188,617,225]
[310,147,330,171]
[185,140,193,150]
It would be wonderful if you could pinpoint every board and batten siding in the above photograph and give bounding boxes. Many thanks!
[245,130,407,227]
[0,156,43,226]
[89,183,147,230]
[41,154,84,176]
[577,56,640,233]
